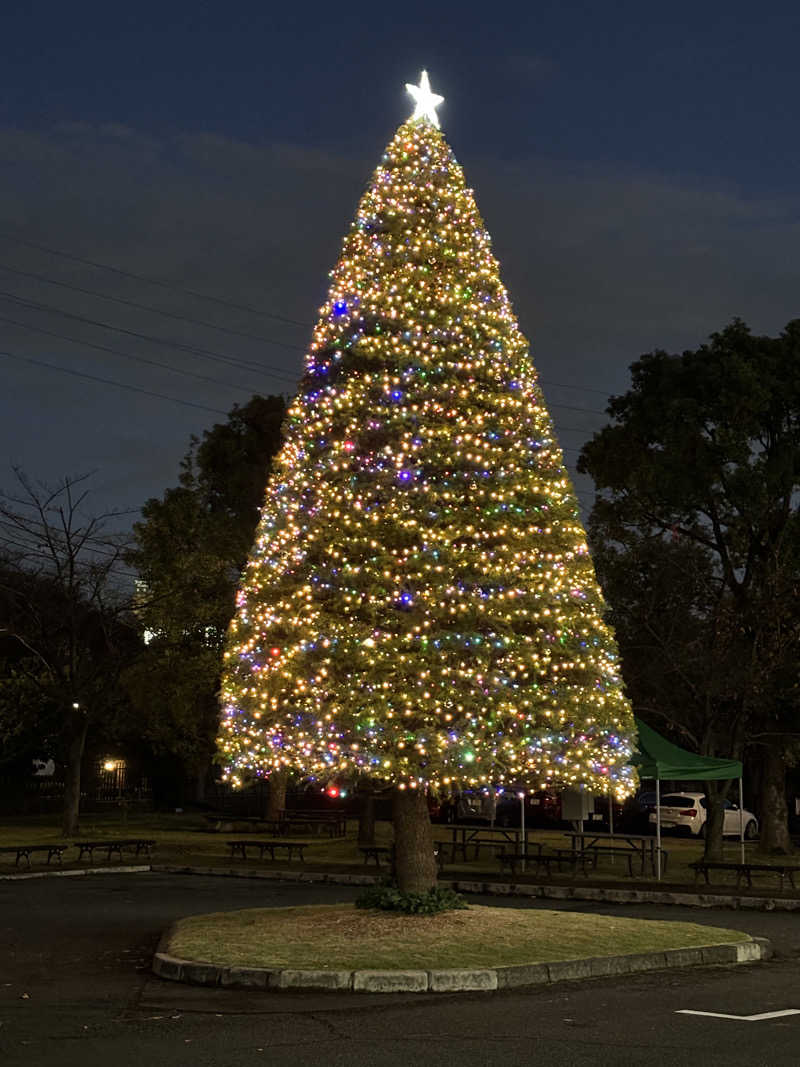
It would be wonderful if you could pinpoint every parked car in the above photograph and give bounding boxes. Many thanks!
[648,792,758,839]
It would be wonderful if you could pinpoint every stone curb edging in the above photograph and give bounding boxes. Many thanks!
[3,861,798,913]
[0,864,150,881]
[153,931,772,994]
[151,864,800,912]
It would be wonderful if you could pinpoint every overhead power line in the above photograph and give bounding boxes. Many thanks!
[0,294,607,417]
[0,234,617,405]
[0,313,291,395]
[0,347,231,416]
[0,232,309,330]
[0,289,302,379]
[0,262,310,348]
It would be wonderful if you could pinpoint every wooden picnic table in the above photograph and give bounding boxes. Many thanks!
[278,810,348,837]
[499,845,590,878]
[566,831,663,876]
[439,824,528,862]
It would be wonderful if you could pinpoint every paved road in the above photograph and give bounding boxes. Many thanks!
[3,871,800,1066]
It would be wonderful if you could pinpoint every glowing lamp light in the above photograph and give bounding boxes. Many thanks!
[103,760,117,772]
[327,786,339,798]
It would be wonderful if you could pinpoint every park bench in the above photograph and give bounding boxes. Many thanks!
[74,839,155,863]
[0,844,70,868]
[227,839,308,863]
[360,845,392,868]
[499,847,595,878]
[690,859,798,891]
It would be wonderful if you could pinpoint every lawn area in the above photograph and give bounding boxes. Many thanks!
[1,812,797,892]
[167,902,749,971]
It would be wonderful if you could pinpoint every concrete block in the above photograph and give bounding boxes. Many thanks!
[428,969,498,992]
[626,951,667,973]
[489,882,513,895]
[455,882,484,894]
[735,940,762,962]
[152,953,183,981]
[752,936,773,959]
[576,888,603,901]
[181,961,221,986]
[496,962,550,989]
[701,944,738,964]
[587,955,632,977]
[220,966,271,989]
[662,947,704,969]
[274,969,352,991]
[515,884,542,898]
[352,970,429,993]
[546,958,594,982]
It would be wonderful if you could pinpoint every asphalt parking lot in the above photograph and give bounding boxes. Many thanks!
[3,871,800,1066]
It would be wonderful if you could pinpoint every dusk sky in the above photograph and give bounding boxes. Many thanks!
[2,0,799,528]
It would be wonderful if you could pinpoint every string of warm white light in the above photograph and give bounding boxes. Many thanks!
[217,73,637,799]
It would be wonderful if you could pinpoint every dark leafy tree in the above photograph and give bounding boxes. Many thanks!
[579,319,800,858]
[125,395,286,802]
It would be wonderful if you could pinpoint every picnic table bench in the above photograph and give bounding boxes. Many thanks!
[279,811,347,838]
[227,839,308,863]
[690,859,798,891]
[74,839,155,862]
[360,845,392,868]
[204,815,285,834]
[587,844,670,877]
[499,846,593,878]
[0,844,70,867]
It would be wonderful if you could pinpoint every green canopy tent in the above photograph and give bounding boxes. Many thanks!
[631,717,745,879]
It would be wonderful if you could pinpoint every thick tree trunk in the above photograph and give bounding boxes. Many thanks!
[702,781,726,862]
[193,762,208,804]
[392,786,437,893]
[61,716,89,837]
[264,767,288,822]
[758,748,793,855]
[358,786,376,846]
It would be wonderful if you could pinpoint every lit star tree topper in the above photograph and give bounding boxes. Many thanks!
[405,69,444,128]
[218,73,638,891]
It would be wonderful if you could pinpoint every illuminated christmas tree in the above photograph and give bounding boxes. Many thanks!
[218,72,637,890]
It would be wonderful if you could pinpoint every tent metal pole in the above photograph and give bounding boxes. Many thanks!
[656,778,662,881]
[520,792,526,873]
[608,782,614,836]
[739,777,745,864]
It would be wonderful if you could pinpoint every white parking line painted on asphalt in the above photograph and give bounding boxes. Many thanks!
[677,1009,800,1022]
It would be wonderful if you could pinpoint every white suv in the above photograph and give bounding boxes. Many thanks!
[649,792,758,839]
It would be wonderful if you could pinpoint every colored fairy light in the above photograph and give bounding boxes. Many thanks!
[216,73,637,800]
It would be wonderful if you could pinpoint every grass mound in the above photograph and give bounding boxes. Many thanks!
[167,903,748,971]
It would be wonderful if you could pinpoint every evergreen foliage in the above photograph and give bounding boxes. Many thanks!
[219,111,636,797]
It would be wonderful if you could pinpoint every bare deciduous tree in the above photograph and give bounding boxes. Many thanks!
[0,469,136,835]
